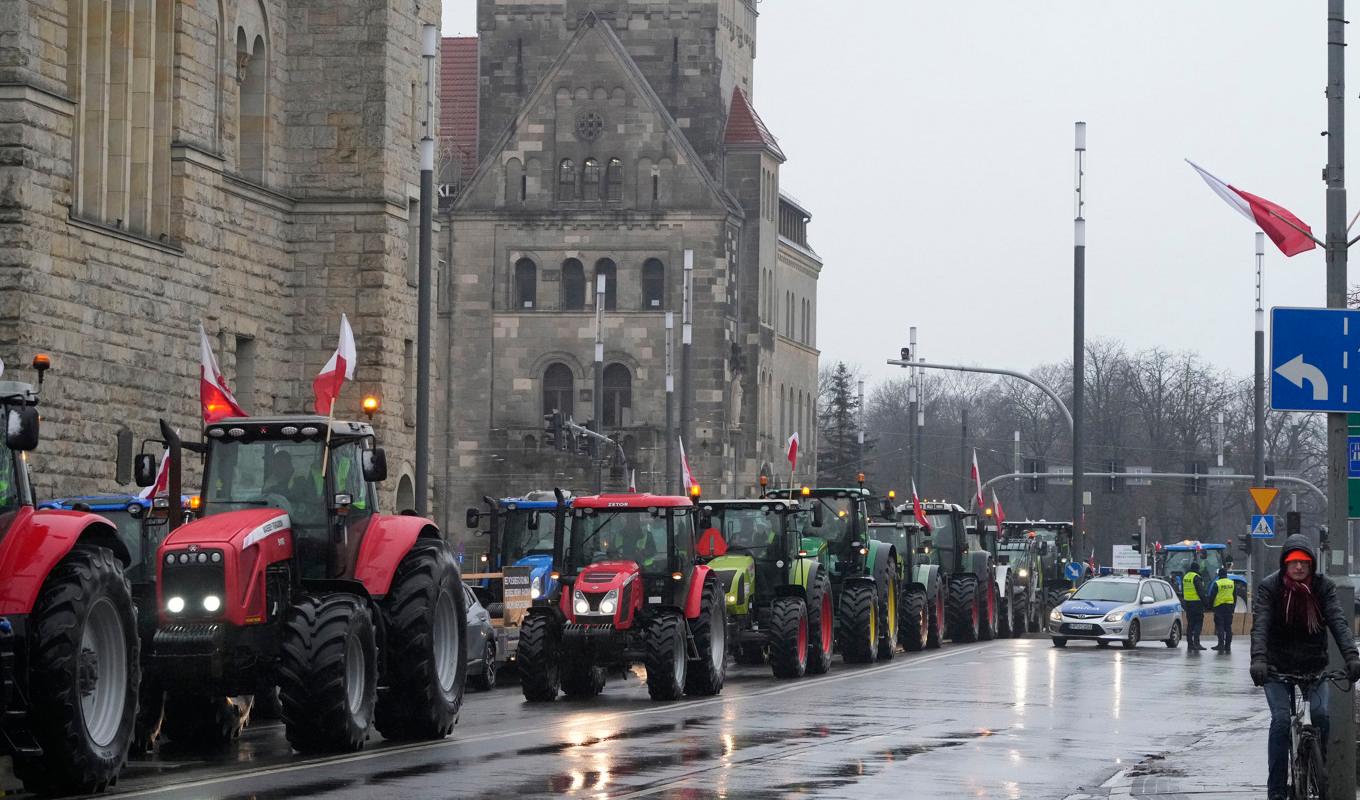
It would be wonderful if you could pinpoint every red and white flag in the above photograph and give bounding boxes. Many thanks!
[137,448,171,500]
[971,449,985,512]
[679,436,695,491]
[199,323,246,423]
[911,481,931,532]
[786,431,799,472]
[1187,160,1317,257]
[313,313,356,416]
[628,468,637,493]
[992,489,1005,531]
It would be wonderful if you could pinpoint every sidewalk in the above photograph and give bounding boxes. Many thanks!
[1101,710,1268,798]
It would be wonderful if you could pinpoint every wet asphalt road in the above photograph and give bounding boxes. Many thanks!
[74,636,1256,800]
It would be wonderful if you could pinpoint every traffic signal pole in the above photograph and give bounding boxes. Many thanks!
[1253,231,1267,597]
[1073,121,1087,550]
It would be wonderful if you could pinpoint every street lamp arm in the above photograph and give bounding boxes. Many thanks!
[886,358,1075,433]
[978,471,1327,504]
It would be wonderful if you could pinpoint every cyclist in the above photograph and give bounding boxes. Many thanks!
[1250,534,1360,800]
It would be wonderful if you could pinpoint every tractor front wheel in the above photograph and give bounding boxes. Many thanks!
[947,575,980,643]
[374,540,467,741]
[516,614,561,702]
[899,588,928,652]
[838,582,878,664]
[278,593,377,753]
[645,612,688,700]
[767,596,809,679]
[683,575,727,696]
[806,572,834,674]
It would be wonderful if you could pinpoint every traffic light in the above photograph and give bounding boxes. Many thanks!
[542,412,559,450]
[1183,460,1206,496]
[1024,458,1045,494]
[1130,529,1141,552]
[1237,531,1252,555]
[1286,511,1301,536]
[577,420,594,457]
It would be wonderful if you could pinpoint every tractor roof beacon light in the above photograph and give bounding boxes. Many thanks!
[362,395,380,421]
[888,490,896,500]
[857,473,866,488]
[689,484,701,499]
[801,486,811,497]
[32,353,50,385]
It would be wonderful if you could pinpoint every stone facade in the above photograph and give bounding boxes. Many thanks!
[437,0,822,523]
[0,0,438,509]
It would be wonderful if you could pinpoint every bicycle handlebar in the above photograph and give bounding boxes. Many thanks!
[1268,670,1354,690]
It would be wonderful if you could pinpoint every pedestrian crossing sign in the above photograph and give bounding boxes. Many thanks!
[1250,514,1276,539]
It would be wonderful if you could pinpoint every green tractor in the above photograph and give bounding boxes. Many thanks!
[696,497,835,678]
[867,513,944,651]
[1002,520,1086,618]
[996,527,1043,634]
[764,486,899,664]
[915,501,999,643]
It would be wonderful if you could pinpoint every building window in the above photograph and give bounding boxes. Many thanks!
[602,363,632,428]
[237,30,268,183]
[583,158,601,200]
[543,363,575,419]
[641,258,665,309]
[403,339,415,425]
[514,258,537,309]
[606,158,624,201]
[558,159,576,201]
[234,335,256,409]
[594,259,617,311]
[561,258,586,310]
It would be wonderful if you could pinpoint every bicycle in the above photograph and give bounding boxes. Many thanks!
[1269,670,1354,800]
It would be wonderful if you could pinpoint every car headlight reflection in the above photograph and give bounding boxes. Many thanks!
[167,596,186,614]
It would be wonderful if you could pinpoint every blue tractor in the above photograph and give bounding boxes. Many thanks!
[1154,540,1248,603]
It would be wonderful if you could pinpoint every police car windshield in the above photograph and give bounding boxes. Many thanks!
[1071,581,1140,603]
[1165,550,1224,576]
[500,510,556,560]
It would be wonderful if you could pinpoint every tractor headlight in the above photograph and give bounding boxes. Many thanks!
[203,595,222,613]
[573,589,590,615]
[598,589,619,615]
[1049,607,1063,622]
[1017,569,1029,579]
[167,596,186,614]
[728,594,737,604]
[530,576,543,600]
[1104,610,1127,622]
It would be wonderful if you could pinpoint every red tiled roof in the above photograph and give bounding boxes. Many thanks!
[440,37,479,181]
[723,87,785,161]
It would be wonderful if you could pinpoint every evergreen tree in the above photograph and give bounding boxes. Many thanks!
[817,362,870,485]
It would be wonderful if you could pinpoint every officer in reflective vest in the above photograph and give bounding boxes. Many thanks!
[1211,567,1237,653]
[1182,560,1208,651]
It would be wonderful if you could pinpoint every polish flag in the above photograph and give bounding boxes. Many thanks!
[786,432,799,472]
[911,481,931,532]
[137,448,171,500]
[992,490,1005,532]
[313,314,356,416]
[628,469,637,493]
[971,449,985,512]
[199,323,246,423]
[679,436,695,491]
[1187,160,1317,257]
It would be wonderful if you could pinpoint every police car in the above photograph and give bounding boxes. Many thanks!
[1048,574,1183,649]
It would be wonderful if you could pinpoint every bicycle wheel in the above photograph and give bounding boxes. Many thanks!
[1305,733,1328,800]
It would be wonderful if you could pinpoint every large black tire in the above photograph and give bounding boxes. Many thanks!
[278,593,377,753]
[644,612,687,700]
[899,588,928,652]
[12,546,139,796]
[767,596,809,679]
[374,540,467,741]
[1121,620,1140,650]
[806,571,834,674]
[1012,593,1030,638]
[979,575,998,641]
[998,577,1015,639]
[560,657,606,698]
[161,692,249,749]
[926,588,944,649]
[684,575,727,696]
[1164,620,1183,649]
[947,575,980,643]
[517,614,561,701]
[1044,587,1067,620]
[838,582,878,664]
[132,677,165,754]
[876,571,898,661]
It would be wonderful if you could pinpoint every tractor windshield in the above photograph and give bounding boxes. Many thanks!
[868,524,910,552]
[569,509,689,576]
[0,435,18,518]
[202,438,328,530]
[706,507,785,559]
[500,509,557,561]
[812,496,862,546]
[1164,549,1225,577]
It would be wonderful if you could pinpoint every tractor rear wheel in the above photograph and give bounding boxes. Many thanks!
[947,575,980,643]
[1012,593,1031,637]
[838,582,878,664]
[899,588,928,652]
[684,575,727,696]
[876,571,899,661]
[560,657,606,698]
[11,546,139,797]
[278,593,377,753]
[806,572,834,674]
[767,596,809,679]
[926,588,945,649]
[1044,588,1067,620]
[374,540,467,741]
[161,692,249,749]
[644,612,688,700]
[516,614,561,701]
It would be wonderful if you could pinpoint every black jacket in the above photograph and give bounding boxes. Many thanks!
[1250,534,1359,673]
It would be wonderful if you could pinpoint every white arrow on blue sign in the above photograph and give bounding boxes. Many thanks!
[1250,514,1276,539]
[1270,307,1360,413]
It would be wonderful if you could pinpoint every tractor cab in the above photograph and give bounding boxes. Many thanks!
[696,498,807,617]
[466,491,569,604]
[766,487,871,577]
[1156,541,1244,598]
[910,501,970,572]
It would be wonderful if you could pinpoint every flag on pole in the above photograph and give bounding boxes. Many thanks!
[679,436,695,491]
[628,468,637,493]
[199,323,247,423]
[786,432,799,471]
[1186,160,1317,257]
[971,449,985,512]
[992,489,1005,532]
[911,481,931,532]
[313,313,356,416]
[137,448,171,500]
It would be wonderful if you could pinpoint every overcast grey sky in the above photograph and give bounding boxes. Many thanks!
[442,2,1349,386]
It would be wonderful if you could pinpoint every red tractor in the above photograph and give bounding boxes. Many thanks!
[141,415,466,753]
[516,492,728,702]
[0,356,141,795]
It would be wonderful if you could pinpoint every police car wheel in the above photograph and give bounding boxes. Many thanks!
[1096,640,1110,648]
[1164,620,1182,648]
[1121,620,1140,650]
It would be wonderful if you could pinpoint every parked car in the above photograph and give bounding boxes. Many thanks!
[1048,575,1183,649]
[465,584,499,690]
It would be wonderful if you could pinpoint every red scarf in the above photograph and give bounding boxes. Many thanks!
[1282,574,1323,634]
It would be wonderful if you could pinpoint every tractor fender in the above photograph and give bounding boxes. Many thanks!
[911,563,942,598]
[301,577,371,600]
[788,556,822,594]
[525,602,564,625]
[966,550,991,581]
[683,564,715,618]
[773,583,808,602]
[353,514,443,598]
[0,507,128,616]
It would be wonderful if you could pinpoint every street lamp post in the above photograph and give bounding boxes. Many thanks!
[1073,120,1087,542]
[594,272,606,492]
[414,23,437,516]
[665,311,675,493]
[1253,230,1266,595]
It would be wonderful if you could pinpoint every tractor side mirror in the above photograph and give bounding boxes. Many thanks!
[114,428,133,484]
[361,448,388,482]
[698,507,713,529]
[465,508,480,529]
[4,406,39,452]
[811,503,824,528]
[133,453,158,487]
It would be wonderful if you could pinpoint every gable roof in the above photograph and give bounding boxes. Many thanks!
[440,36,479,181]
[724,87,785,162]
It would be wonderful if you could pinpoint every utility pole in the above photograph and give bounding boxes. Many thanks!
[916,356,925,493]
[1073,121,1087,539]
[681,249,694,479]
[594,272,606,492]
[908,326,919,488]
[958,407,968,501]
[665,311,675,494]
[414,23,436,515]
[857,379,865,477]
[1013,431,1021,485]
[1253,230,1266,595]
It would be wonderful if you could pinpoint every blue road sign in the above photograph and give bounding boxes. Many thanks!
[1250,514,1276,539]
[1351,436,1360,479]
[1271,307,1360,413]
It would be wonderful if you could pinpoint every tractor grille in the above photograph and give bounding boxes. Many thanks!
[161,548,226,621]
[582,571,618,583]
[154,623,224,655]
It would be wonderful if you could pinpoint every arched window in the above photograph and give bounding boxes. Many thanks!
[641,258,665,309]
[237,31,268,184]
[594,259,617,311]
[514,258,537,309]
[543,363,574,419]
[606,158,624,201]
[558,158,576,201]
[602,363,632,428]
[561,258,586,310]
[582,158,601,200]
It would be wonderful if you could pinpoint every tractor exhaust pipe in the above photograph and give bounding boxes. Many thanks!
[158,419,183,532]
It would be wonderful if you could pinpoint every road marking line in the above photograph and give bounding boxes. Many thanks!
[105,644,991,798]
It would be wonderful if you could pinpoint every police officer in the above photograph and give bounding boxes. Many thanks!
[1183,559,1208,651]
[1210,567,1237,653]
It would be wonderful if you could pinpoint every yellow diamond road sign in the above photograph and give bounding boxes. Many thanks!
[1250,487,1279,515]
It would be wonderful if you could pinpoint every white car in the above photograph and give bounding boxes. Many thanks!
[1048,576,1183,649]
